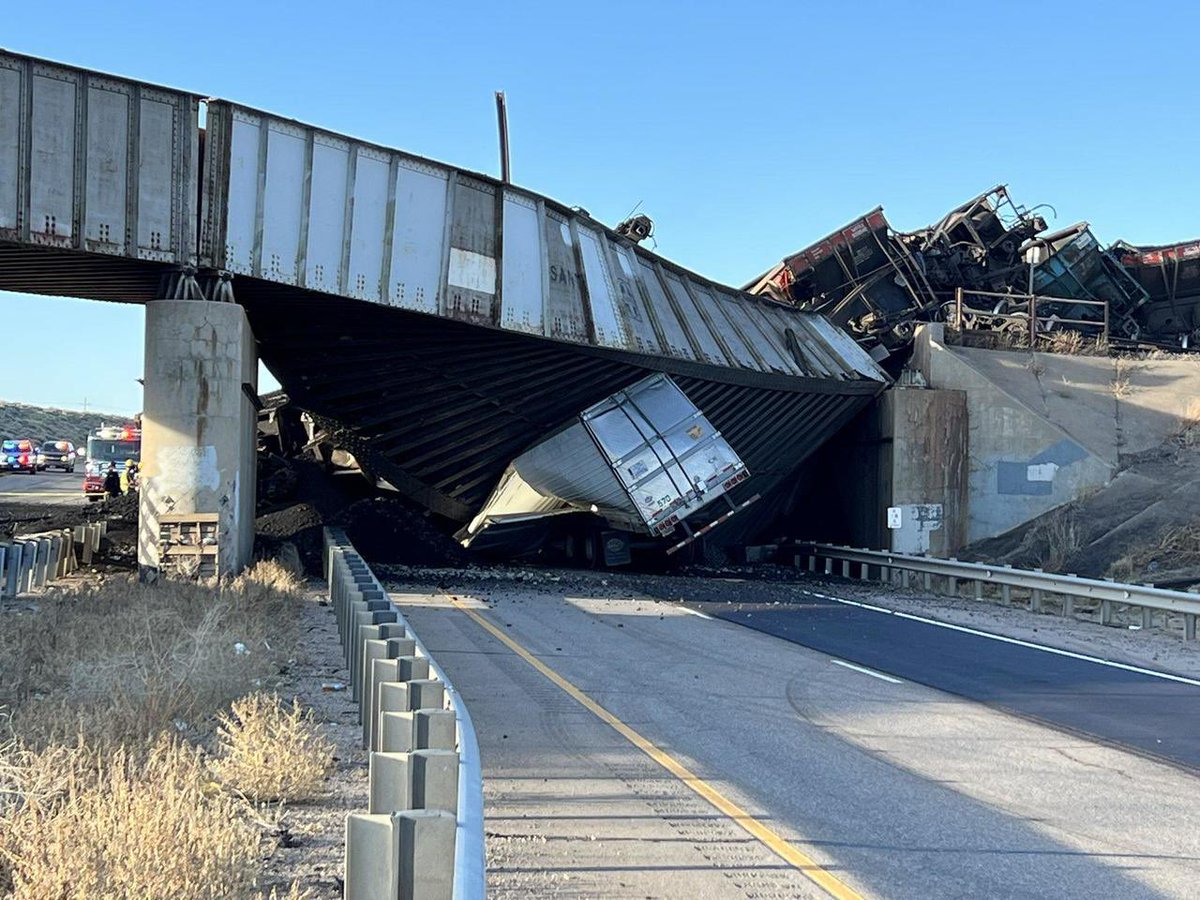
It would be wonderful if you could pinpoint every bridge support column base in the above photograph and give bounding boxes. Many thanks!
[138,299,257,578]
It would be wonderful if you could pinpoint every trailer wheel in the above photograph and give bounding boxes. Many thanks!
[583,532,600,568]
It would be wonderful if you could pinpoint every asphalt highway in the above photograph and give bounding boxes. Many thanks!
[693,586,1200,772]
[0,468,87,509]
[397,583,1200,899]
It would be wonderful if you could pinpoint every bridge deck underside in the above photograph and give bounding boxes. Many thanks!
[237,281,879,534]
[0,243,168,303]
[0,242,881,539]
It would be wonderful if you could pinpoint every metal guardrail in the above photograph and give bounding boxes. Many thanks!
[322,527,485,900]
[798,543,1200,641]
[1,522,106,598]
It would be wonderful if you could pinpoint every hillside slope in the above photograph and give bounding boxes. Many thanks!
[0,401,131,448]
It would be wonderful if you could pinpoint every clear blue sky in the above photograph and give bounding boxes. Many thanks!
[2,1,1198,414]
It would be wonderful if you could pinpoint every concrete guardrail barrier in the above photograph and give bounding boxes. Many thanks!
[323,527,485,900]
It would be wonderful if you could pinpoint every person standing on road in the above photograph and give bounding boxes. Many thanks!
[103,463,122,500]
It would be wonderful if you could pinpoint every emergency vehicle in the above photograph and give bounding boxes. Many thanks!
[82,423,141,500]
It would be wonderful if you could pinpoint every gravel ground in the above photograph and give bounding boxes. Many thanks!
[254,586,366,898]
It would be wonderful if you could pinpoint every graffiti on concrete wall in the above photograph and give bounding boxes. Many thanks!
[996,439,1088,496]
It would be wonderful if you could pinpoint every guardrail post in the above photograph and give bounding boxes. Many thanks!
[946,573,957,595]
[841,560,850,578]
[1186,614,1196,642]
[370,656,432,752]
[414,709,457,751]
[900,569,910,589]
[1031,588,1043,612]
[350,609,400,700]
[922,572,932,591]
[380,680,445,720]
[858,562,869,580]
[807,555,817,572]
[379,708,458,755]
[1000,584,1011,604]
[345,813,400,900]
[413,749,460,813]
[346,808,456,900]
[361,635,417,748]
[823,558,832,576]
[50,535,65,580]
[1100,598,1113,625]
[3,543,18,599]
[0,544,6,597]
[973,580,982,600]
[24,539,40,588]
[1141,598,1153,630]
[350,606,398,696]
[399,810,456,900]
[73,525,88,564]
[35,538,52,586]
[1063,594,1074,617]
[368,751,413,814]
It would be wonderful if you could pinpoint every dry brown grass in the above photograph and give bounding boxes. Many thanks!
[1173,398,1200,449]
[0,738,261,899]
[1035,329,1107,356]
[0,561,325,898]
[1042,329,1086,355]
[1109,523,1200,582]
[1022,506,1084,572]
[1109,358,1139,400]
[213,692,334,803]
[0,562,306,749]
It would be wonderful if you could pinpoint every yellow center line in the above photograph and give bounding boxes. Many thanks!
[448,595,865,900]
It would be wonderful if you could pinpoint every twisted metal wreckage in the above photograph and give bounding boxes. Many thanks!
[744,186,1200,356]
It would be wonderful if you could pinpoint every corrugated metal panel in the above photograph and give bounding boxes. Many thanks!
[608,241,663,356]
[500,191,544,334]
[200,99,886,388]
[0,50,198,265]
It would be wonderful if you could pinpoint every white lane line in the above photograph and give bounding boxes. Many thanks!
[802,589,1200,688]
[681,606,714,621]
[831,658,903,684]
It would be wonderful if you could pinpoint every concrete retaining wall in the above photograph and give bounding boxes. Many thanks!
[913,324,1116,543]
[324,529,484,900]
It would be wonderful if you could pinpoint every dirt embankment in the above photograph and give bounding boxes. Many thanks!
[966,423,1200,588]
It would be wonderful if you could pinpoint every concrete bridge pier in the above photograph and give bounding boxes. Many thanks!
[138,297,257,579]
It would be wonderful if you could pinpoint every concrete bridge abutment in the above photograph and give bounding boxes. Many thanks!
[138,299,257,578]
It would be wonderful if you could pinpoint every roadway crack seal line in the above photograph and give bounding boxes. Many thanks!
[447,594,865,900]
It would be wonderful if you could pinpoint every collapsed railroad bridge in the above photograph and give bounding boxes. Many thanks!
[3,47,1199,572]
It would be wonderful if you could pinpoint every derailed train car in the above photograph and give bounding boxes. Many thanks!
[1111,239,1200,343]
[745,185,1179,354]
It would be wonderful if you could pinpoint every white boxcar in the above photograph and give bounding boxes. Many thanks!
[0,50,199,265]
[198,101,889,386]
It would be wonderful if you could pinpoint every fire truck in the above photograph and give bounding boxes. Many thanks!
[82,423,142,500]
